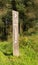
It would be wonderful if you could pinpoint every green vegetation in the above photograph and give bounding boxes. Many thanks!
[0,51,11,65]
[0,34,38,65]
[0,0,38,40]
[0,0,38,65]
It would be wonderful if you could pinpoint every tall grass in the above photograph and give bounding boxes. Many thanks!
[0,34,38,65]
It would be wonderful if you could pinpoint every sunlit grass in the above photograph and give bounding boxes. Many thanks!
[0,34,38,65]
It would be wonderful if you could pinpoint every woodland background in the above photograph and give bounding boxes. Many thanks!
[0,0,38,40]
[0,0,38,65]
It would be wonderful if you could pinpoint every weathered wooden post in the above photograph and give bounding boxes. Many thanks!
[12,10,19,56]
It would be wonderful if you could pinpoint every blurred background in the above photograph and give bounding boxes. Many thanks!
[0,0,38,41]
[0,1,38,65]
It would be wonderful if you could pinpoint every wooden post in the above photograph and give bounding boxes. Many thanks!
[12,10,19,56]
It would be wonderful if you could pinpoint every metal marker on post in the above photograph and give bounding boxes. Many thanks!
[12,10,19,56]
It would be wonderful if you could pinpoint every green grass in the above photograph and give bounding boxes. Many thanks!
[0,41,13,55]
[0,34,38,65]
[0,51,11,65]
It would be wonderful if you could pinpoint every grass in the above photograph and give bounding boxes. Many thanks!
[0,41,13,55]
[0,34,38,65]
[0,51,11,65]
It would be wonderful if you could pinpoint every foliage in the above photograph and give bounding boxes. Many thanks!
[0,1,38,65]
[0,34,38,65]
[0,42,13,55]
[0,0,38,40]
[0,51,11,65]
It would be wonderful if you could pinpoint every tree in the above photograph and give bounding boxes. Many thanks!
[0,0,38,40]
